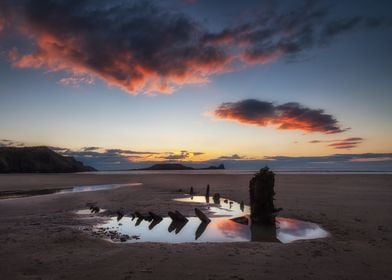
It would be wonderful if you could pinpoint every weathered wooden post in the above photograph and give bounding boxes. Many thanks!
[205,184,210,203]
[249,167,276,225]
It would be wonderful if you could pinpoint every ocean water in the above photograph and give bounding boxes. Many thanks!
[82,170,392,175]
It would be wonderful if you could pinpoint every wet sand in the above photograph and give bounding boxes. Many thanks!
[0,173,391,279]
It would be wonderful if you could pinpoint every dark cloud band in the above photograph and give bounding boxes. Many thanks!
[308,137,364,150]
[1,140,390,171]
[0,0,389,94]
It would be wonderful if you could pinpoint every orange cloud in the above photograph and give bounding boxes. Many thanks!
[214,99,347,134]
[4,1,233,95]
[10,30,232,94]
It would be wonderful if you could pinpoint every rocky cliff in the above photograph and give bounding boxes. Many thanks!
[0,146,96,173]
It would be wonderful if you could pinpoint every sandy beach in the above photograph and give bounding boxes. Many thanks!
[2,0,391,279]
[0,173,390,280]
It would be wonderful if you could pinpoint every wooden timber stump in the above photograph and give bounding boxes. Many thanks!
[249,167,276,225]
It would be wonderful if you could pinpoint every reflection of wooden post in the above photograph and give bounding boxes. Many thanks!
[251,224,278,242]
[249,167,276,225]
[213,193,220,204]
[240,201,244,212]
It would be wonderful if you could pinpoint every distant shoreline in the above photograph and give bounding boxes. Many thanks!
[83,170,392,175]
[130,163,225,171]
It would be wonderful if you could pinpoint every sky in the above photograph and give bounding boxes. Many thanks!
[0,0,391,170]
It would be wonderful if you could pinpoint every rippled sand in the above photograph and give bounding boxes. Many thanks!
[0,173,391,279]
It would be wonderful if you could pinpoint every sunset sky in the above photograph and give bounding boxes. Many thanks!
[0,0,391,170]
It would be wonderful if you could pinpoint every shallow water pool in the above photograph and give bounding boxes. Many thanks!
[0,183,142,199]
[90,196,329,244]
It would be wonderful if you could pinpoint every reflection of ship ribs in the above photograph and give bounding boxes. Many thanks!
[168,211,188,222]
[195,222,209,240]
[195,208,210,223]
[168,220,188,234]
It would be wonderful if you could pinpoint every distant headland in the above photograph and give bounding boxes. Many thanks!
[134,163,225,171]
[0,146,96,173]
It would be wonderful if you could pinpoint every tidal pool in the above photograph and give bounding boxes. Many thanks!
[75,208,107,215]
[0,183,142,199]
[90,196,329,244]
